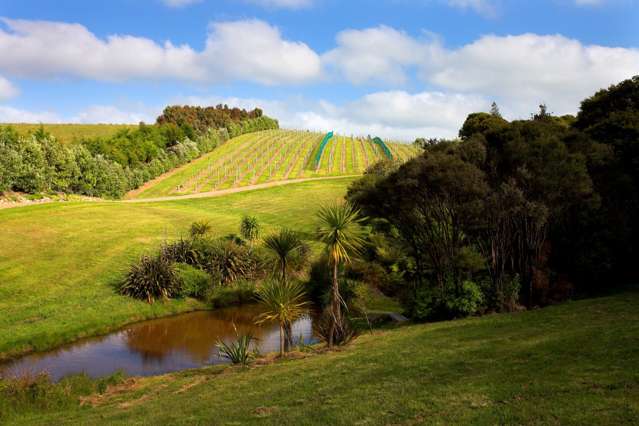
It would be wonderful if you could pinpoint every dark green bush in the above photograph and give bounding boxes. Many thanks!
[119,254,181,303]
[205,281,257,308]
[175,262,210,299]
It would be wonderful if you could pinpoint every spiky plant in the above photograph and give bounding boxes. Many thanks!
[256,280,309,356]
[216,324,256,366]
[119,254,180,304]
[190,220,212,239]
[240,215,260,245]
[263,229,309,284]
[316,203,367,348]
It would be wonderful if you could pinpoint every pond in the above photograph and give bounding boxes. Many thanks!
[0,305,317,382]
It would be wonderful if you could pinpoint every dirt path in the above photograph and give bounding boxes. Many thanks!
[124,175,361,203]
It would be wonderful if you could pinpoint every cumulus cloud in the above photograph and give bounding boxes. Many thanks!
[0,105,61,123]
[323,26,436,85]
[71,105,158,124]
[326,27,639,117]
[179,90,485,140]
[0,75,18,101]
[202,20,321,85]
[0,18,321,85]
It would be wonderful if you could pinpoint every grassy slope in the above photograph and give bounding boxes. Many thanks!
[134,130,420,199]
[4,123,137,144]
[0,178,354,359]
[10,290,639,425]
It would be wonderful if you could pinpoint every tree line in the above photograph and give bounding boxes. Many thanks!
[346,76,639,320]
[0,107,278,199]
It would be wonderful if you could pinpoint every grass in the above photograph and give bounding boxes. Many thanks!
[3,123,137,144]
[4,289,638,425]
[133,130,421,199]
[0,177,355,359]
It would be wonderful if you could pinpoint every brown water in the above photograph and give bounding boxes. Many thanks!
[0,305,316,382]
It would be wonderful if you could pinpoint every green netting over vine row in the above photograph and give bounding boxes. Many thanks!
[373,137,393,160]
[314,131,334,168]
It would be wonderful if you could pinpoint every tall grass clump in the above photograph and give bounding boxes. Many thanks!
[119,254,181,303]
[216,325,257,366]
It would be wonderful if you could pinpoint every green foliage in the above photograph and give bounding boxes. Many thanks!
[189,220,212,239]
[316,203,367,266]
[445,280,484,317]
[256,280,309,355]
[263,228,309,283]
[315,309,357,346]
[216,326,257,366]
[205,281,257,308]
[240,215,260,243]
[175,262,210,299]
[119,254,181,303]
[195,239,263,285]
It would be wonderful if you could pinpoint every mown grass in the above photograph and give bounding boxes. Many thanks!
[5,289,638,425]
[0,178,355,359]
[4,123,137,144]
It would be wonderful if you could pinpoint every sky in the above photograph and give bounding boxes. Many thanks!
[0,0,637,140]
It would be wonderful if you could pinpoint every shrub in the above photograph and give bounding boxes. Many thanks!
[240,215,260,243]
[175,262,210,299]
[445,280,484,317]
[315,309,357,346]
[161,238,196,264]
[216,327,257,366]
[205,281,257,308]
[189,221,211,239]
[201,239,263,285]
[119,254,181,303]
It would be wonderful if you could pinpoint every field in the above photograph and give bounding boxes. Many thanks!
[6,289,638,425]
[132,129,420,199]
[3,123,137,144]
[0,177,355,359]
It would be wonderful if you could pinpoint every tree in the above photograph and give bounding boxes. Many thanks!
[256,280,309,356]
[240,215,260,245]
[490,102,502,118]
[263,229,308,284]
[316,203,366,348]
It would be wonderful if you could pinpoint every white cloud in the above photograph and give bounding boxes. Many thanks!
[326,26,639,117]
[0,105,61,123]
[162,0,202,7]
[178,91,485,140]
[243,0,314,9]
[0,76,18,101]
[574,0,603,5]
[323,26,436,85]
[202,20,321,85]
[0,18,321,85]
[71,105,158,124]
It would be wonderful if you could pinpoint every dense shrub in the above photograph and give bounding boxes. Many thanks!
[119,254,181,303]
[175,262,210,299]
[205,281,257,308]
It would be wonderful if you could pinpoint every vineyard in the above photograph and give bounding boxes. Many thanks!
[133,129,421,199]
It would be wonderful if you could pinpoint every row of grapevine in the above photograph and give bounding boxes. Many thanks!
[139,129,423,198]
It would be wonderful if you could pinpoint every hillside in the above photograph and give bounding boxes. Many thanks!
[132,129,421,199]
[0,178,355,359]
[5,123,137,144]
[6,290,638,424]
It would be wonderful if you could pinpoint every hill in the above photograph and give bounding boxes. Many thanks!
[132,129,421,199]
[4,123,137,144]
[0,177,355,359]
[5,289,638,424]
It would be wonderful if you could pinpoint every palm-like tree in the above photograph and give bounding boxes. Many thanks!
[316,203,366,348]
[256,280,309,356]
[263,228,308,284]
[240,215,260,246]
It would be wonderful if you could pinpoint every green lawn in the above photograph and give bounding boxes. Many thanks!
[7,290,638,425]
[0,178,355,359]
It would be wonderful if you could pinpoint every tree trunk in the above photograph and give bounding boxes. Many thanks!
[279,323,284,356]
[329,261,341,348]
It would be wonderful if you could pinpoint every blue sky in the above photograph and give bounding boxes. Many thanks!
[0,0,637,139]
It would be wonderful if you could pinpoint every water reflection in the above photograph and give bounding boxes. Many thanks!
[0,305,316,382]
